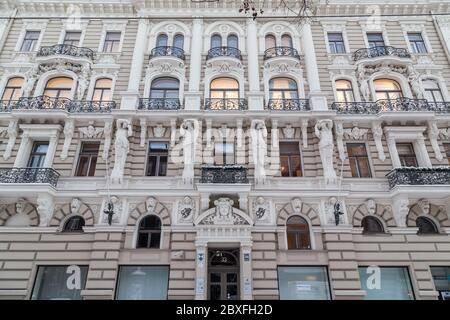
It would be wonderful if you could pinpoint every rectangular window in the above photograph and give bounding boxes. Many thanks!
[28,142,49,168]
[359,267,414,300]
[31,266,88,300]
[102,31,121,53]
[278,266,331,300]
[63,31,82,46]
[367,33,385,48]
[75,142,100,177]
[396,142,418,167]
[146,141,169,176]
[444,143,450,164]
[328,32,346,54]
[115,266,169,300]
[214,140,235,165]
[430,266,450,300]
[280,142,302,177]
[347,143,372,178]
[408,32,427,54]
[20,31,40,52]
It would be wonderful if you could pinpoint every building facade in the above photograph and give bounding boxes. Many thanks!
[0,0,450,300]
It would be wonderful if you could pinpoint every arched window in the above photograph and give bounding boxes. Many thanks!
[137,215,161,248]
[374,79,403,100]
[335,79,355,103]
[416,216,439,234]
[43,77,73,99]
[286,216,311,250]
[281,34,293,47]
[210,77,239,100]
[362,216,384,234]
[173,34,184,49]
[150,77,180,101]
[63,216,85,232]
[156,34,168,47]
[211,34,222,48]
[92,78,112,102]
[269,78,299,100]
[227,34,238,48]
[265,34,276,49]
[423,79,444,103]
[2,77,24,103]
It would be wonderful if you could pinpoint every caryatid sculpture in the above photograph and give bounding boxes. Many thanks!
[180,119,198,185]
[251,120,268,185]
[315,119,337,185]
[111,119,132,184]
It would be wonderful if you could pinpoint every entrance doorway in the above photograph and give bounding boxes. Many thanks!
[208,248,239,300]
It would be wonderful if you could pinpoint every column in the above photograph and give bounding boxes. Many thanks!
[120,19,149,110]
[14,135,31,168]
[246,19,264,110]
[434,16,450,64]
[185,18,203,110]
[43,134,59,167]
[240,243,253,300]
[416,136,432,167]
[300,23,328,111]
[195,242,207,300]
[387,137,401,168]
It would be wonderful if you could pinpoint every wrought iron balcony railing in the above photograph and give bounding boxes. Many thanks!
[267,99,310,111]
[331,98,440,114]
[427,101,450,113]
[263,46,301,60]
[12,96,116,113]
[37,44,95,61]
[200,166,249,184]
[353,46,411,61]
[149,46,185,60]
[207,46,242,61]
[204,98,247,111]
[0,167,60,187]
[386,167,450,189]
[0,100,19,112]
[138,98,181,110]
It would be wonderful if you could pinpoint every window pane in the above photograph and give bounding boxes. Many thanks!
[173,34,184,49]
[31,266,88,300]
[265,35,276,49]
[211,78,238,90]
[374,79,401,91]
[63,31,81,45]
[359,267,414,300]
[146,141,169,176]
[430,267,450,298]
[2,77,24,101]
[156,34,168,47]
[281,34,292,47]
[278,266,331,300]
[211,34,222,48]
[227,35,238,48]
[116,266,169,300]
[21,31,40,51]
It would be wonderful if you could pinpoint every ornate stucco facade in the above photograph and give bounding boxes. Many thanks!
[0,0,450,300]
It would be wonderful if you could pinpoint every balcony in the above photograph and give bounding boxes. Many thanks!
[206,47,242,61]
[331,98,440,114]
[0,167,60,188]
[37,44,95,61]
[200,166,248,184]
[353,46,411,62]
[138,98,181,110]
[10,96,116,113]
[263,47,300,61]
[386,167,450,189]
[149,46,185,61]
[267,99,310,111]
[203,98,247,111]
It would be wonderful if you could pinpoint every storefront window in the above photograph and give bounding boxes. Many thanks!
[278,266,331,300]
[359,266,414,300]
[430,266,450,300]
[115,266,169,300]
[31,266,88,300]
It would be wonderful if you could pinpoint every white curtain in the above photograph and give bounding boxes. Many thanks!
[116,266,169,300]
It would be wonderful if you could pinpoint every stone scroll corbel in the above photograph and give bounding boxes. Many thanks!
[60,119,74,160]
[3,119,18,161]
[428,121,443,161]
[371,121,386,162]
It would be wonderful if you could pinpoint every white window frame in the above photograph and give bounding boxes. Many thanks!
[344,141,375,178]
[359,21,390,48]
[279,140,305,177]
[97,21,127,53]
[58,21,88,47]
[321,22,350,54]
[400,22,433,54]
[86,73,117,101]
[15,20,47,52]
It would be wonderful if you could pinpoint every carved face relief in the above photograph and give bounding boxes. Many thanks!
[418,199,430,215]
[70,198,81,214]
[153,125,166,138]
[365,199,377,215]
[15,198,26,214]
[282,125,295,139]
[146,197,157,213]
[291,198,302,213]
[214,198,233,218]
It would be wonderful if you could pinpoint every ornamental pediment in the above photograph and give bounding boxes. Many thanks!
[194,197,253,226]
